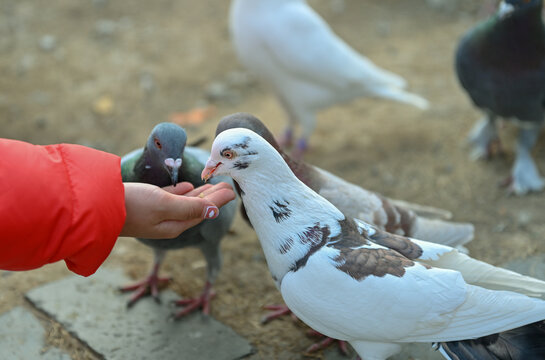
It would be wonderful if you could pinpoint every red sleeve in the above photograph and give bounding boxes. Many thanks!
[0,139,126,276]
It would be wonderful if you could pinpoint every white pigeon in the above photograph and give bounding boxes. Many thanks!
[229,0,429,156]
[202,128,545,360]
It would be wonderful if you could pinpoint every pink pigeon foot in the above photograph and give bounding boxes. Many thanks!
[261,305,350,355]
[173,282,216,318]
[120,264,171,307]
[261,304,297,324]
[306,329,350,356]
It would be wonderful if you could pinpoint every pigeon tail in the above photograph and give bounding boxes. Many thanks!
[437,321,545,360]
[388,199,453,220]
[418,248,545,298]
[413,217,474,249]
[373,86,430,110]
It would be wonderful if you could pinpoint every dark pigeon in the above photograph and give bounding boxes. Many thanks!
[455,0,545,195]
[120,122,238,318]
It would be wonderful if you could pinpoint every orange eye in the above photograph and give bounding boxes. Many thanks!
[154,138,162,149]
[222,150,234,159]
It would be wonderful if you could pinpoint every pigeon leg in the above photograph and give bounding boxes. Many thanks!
[120,249,170,307]
[306,329,350,356]
[261,304,296,324]
[173,281,217,318]
[504,126,544,195]
[277,127,294,149]
[467,114,501,160]
[277,96,298,149]
[290,138,309,159]
[261,304,350,355]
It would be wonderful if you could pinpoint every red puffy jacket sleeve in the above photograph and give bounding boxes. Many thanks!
[0,139,126,276]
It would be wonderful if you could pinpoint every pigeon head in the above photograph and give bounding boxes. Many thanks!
[144,122,187,186]
[201,128,286,183]
[498,0,541,18]
[215,113,281,152]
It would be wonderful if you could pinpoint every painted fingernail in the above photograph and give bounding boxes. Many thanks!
[204,206,219,219]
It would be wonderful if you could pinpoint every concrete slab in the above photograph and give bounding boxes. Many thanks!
[25,268,253,360]
[0,306,71,360]
[503,254,545,282]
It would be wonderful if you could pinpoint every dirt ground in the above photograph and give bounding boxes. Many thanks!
[1,0,544,359]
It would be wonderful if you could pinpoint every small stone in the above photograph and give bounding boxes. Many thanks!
[28,91,50,105]
[375,22,391,37]
[93,95,114,115]
[35,118,47,129]
[39,35,57,52]
[426,0,460,13]
[493,222,507,233]
[139,72,155,93]
[516,211,532,227]
[18,55,35,74]
[225,70,255,88]
[205,81,229,101]
[95,19,117,36]
[330,0,346,14]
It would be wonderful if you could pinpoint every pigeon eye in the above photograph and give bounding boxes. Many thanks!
[154,138,162,150]
[222,150,235,159]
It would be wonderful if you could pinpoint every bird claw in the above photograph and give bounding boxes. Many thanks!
[120,275,171,308]
[172,284,216,319]
[501,174,545,196]
[260,304,293,324]
[305,329,350,356]
[501,153,545,195]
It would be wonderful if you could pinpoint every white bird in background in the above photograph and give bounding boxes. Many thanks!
[229,0,429,157]
[202,128,545,360]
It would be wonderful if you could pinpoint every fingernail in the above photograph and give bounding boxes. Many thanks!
[204,206,219,219]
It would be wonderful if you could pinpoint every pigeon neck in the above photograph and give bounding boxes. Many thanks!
[235,166,344,286]
[134,148,171,187]
[470,9,545,70]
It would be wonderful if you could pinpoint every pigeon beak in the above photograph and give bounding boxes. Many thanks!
[201,160,222,183]
[164,158,183,186]
[498,1,515,18]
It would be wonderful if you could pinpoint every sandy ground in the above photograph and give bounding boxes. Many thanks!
[1,0,544,359]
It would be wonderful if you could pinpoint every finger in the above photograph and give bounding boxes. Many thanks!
[162,182,194,195]
[202,187,236,208]
[163,196,219,221]
[193,181,233,193]
[184,184,214,197]
[193,182,234,198]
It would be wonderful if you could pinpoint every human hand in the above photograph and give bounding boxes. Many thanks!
[121,181,235,239]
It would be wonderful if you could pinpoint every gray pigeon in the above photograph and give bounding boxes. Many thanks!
[455,0,545,195]
[120,122,238,317]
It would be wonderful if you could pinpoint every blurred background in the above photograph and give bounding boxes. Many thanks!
[1,0,544,359]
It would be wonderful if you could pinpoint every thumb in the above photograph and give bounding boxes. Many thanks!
[165,195,219,221]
